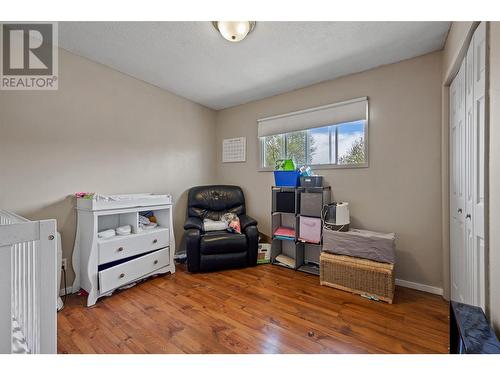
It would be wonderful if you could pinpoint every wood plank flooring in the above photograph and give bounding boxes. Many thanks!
[58,263,449,354]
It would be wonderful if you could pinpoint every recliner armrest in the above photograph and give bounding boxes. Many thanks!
[239,214,258,232]
[184,216,203,231]
[185,228,202,272]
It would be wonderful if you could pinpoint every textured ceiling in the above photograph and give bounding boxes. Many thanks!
[59,22,450,110]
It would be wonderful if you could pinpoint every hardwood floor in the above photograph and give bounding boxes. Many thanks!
[58,263,449,354]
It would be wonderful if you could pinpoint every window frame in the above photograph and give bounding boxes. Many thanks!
[258,119,369,171]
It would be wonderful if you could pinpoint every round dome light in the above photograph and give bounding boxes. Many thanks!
[212,21,256,42]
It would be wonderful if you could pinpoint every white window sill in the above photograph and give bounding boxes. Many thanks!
[257,162,369,172]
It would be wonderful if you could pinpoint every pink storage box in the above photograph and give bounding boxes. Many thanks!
[299,216,322,243]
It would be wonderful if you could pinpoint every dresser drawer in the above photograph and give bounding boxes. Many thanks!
[98,228,169,265]
[98,247,170,294]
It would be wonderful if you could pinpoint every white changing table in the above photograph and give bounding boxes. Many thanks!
[72,194,175,306]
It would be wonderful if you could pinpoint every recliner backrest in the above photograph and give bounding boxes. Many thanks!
[187,185,246,220]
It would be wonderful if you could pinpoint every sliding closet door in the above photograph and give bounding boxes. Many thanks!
[450,60,466,304]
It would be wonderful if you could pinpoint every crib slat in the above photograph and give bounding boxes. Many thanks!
[30,242,34,353]
[17,245,20,321]
[17,244,21,324]
[33,240,39,354]
[0,245,12,353]
[22,243,27,342]
[27,242,32,351]
[25,243,29,350]
[13,244,18,324]
[33,241,39,354]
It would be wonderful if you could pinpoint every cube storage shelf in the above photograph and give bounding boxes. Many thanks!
[271,239,303,269]
[272,187,300,214]
[300,189,331,217]
[271,186,331,275]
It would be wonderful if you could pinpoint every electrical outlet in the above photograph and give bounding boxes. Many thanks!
[61,258,67,270]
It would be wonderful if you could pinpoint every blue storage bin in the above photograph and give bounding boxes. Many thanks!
[274,170,301,187]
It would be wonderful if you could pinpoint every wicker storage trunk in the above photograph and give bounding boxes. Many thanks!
[320,252,395,303]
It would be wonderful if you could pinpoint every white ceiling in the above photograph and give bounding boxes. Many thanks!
[59,22,450,110]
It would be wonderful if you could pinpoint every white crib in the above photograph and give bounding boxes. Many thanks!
[0,210,57,354]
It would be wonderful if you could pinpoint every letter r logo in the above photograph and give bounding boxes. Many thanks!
[2,23,53,76]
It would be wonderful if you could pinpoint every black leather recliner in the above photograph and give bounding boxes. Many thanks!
[184,185,258,272]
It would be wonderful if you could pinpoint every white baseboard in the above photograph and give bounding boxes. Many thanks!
[396,279,443,296]
[59,285,75,297]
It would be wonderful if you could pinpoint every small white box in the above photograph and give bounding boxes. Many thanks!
[257,243,271,264]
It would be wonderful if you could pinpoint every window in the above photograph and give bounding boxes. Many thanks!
[258,97,368,170]
[286,130,307,166]
[262,134,284,168]
[337,121,366,165]
[260,120,367,169]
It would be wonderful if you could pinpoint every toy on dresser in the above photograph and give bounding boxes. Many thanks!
[72,193,176,306]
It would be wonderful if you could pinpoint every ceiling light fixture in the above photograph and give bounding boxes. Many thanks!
[212,21,256,42]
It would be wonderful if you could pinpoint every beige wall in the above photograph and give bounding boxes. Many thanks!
[489,21,500,334]
[0,48,217,285]
[215,52,444,289]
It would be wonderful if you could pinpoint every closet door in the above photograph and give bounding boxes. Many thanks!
[465,37,475,305]
[450,22,486,309]
[471,22,486,309]
[450,60,466,303]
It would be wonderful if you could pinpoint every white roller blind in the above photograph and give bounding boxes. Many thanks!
[257,97,368,138]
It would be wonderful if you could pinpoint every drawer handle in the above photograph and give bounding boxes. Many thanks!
[153,239,158,244]
[119,273,125,279]
[154,260,159,265]
[117,247,124,252]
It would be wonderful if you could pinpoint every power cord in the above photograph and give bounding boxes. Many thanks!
[61,263,68,304]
